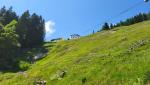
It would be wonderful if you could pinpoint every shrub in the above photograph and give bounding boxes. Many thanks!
[19,61,30,71]
[143,71,150,84]
[82,77,87,83]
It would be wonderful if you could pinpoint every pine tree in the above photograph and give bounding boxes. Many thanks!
[29,13,45,46]
[142,13,148,21]
[110,23,114,29]
[16,11,45,48]
[16,10,30,48]
[101,22,110,30]
[93,30,95,34]
[0,6,18,25]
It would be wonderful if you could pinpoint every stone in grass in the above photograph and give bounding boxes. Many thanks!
[128,39,149,53]
[36,80,46,85]
[50,70,67,80]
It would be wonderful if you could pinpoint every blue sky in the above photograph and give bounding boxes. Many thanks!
[0,0,150,40]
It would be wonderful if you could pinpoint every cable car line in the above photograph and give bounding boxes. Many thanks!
[81,0,149,35]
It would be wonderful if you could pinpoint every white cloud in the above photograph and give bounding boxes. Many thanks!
[45,20,55,34]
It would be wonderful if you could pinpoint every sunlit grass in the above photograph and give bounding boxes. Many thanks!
[1,21,150,85]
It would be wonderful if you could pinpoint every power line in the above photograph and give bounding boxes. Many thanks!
[81,0,146,35]
[107,0,144,23]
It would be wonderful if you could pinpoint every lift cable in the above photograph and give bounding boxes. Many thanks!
[81,0,148,35]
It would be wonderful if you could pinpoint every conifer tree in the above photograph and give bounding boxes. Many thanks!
[110,23,114,29]
[101,22,110,30]
[0,6,18,25]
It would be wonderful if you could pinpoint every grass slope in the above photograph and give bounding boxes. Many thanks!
[1,21,150,85]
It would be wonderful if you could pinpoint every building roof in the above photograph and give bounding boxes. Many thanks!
[70,34,80,36]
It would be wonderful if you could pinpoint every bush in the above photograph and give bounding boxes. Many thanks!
[19,61,30,71]
[82,77,87,83]
[143,71,150,84]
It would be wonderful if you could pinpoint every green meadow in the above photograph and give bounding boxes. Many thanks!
[1,21,150,85]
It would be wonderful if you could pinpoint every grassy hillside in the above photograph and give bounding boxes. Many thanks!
[1,21,150,85]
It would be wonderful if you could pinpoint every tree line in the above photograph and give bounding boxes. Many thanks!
[0,6,45,71]
[101,12,150,30]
